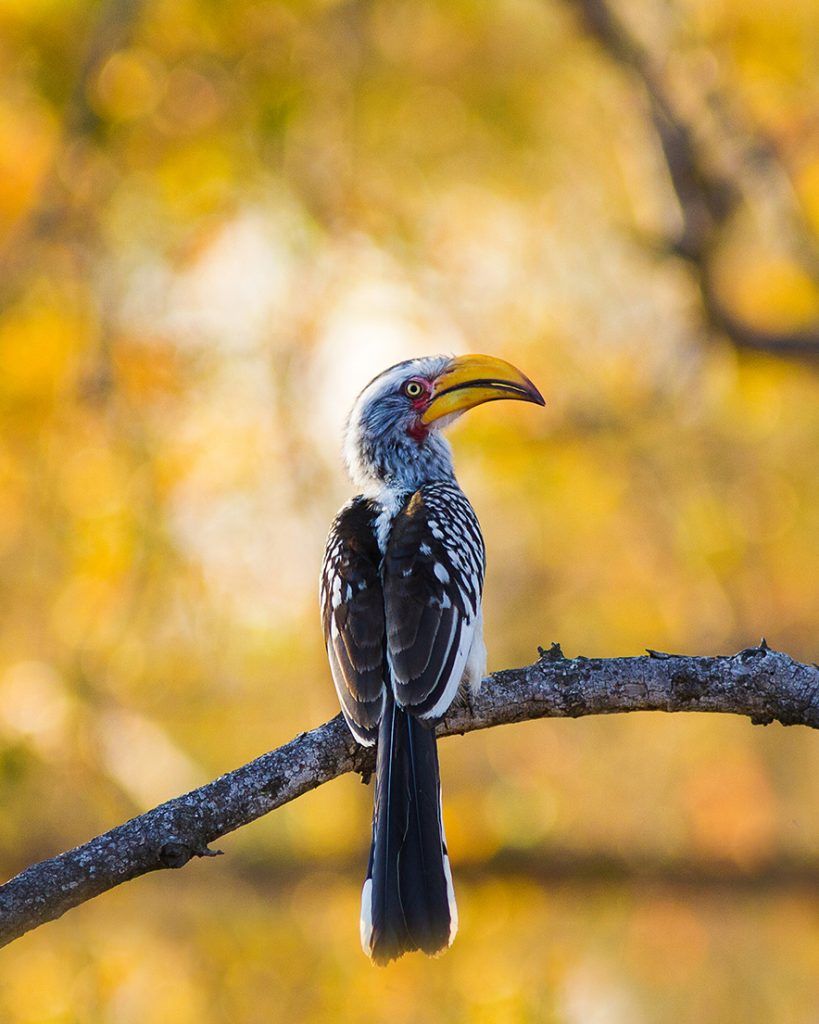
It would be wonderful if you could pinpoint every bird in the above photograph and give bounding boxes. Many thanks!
[320,353,544,965]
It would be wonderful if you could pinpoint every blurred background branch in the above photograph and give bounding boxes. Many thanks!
[565,0,819,358]
[1,644,815,949]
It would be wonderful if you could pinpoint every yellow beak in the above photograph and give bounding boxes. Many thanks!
[420,354,545,425]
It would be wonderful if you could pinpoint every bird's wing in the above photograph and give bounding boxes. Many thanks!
[383,482,485,720]
[321,496,386,745]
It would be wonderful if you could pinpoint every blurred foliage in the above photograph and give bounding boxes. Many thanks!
[0,0,818,1020]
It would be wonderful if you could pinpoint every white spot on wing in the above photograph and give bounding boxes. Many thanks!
[375,507,393,553]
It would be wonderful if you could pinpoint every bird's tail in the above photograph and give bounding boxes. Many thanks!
[360,691,457,965]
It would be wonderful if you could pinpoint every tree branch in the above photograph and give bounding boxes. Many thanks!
[563,0,819,360]
[0,644,816,948]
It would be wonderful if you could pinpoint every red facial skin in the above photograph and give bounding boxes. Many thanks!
[404,377,434,442]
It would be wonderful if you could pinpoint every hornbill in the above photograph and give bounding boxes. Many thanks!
[321,354,544,964]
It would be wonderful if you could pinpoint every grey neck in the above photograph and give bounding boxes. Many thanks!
[347,428,457,498]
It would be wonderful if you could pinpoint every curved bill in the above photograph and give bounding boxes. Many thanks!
[420,354,545,425]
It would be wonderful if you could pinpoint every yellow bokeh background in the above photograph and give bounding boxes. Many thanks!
[0,0,818,1021]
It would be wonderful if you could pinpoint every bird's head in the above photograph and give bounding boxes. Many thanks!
[344,353,544,494]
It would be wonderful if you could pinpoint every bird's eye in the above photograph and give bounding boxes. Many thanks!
[403,381,424,399]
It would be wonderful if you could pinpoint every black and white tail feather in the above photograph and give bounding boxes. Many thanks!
[361,690,457,964]
[321,481,485,965]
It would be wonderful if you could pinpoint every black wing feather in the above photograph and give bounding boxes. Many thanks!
[321,497,386,744]
[383,483,485,718]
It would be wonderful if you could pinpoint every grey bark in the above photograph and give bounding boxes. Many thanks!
[0,643,816,948]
